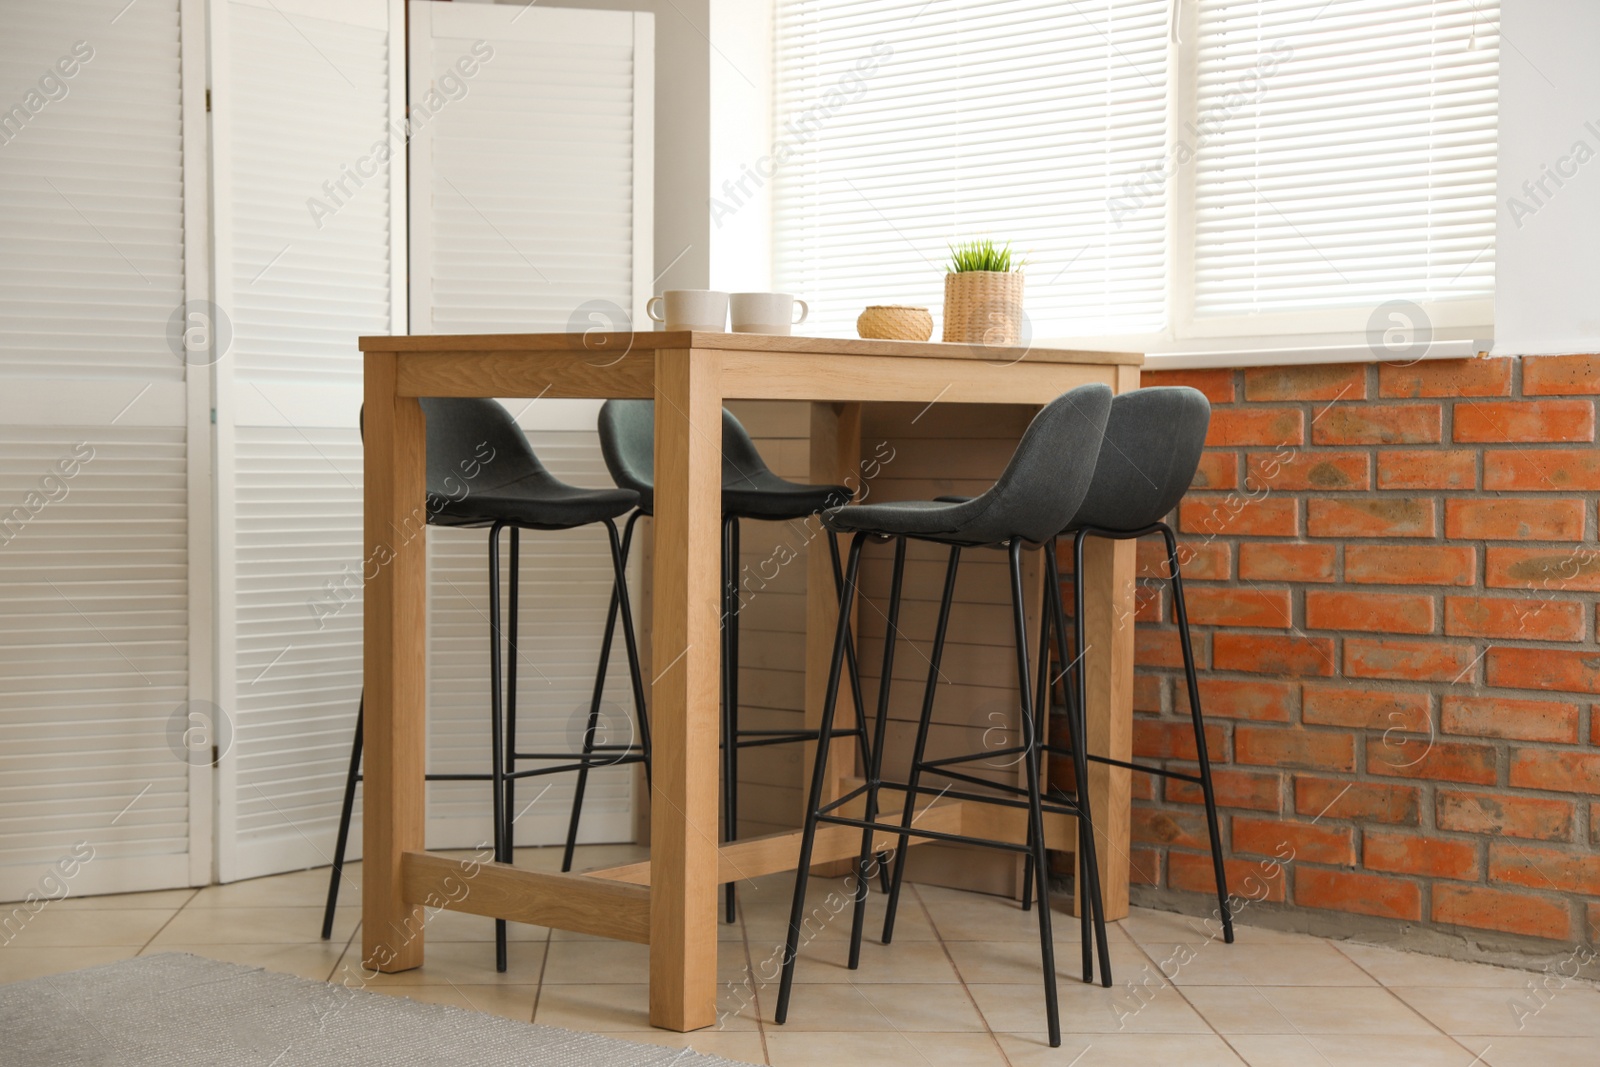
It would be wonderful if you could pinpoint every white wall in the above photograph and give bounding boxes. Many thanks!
[1492,0,1600,356]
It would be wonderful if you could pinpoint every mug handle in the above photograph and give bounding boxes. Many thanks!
[791,298,809,325]
[646,295,666,323]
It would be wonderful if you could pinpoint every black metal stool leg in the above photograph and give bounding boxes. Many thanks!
[720,515,739,923]
[1163,522,1233,943]
[323,692,363,940]
[1072,530,1114,988]
[487,522,510,972]
[607,515,651,779]
[1020,559,1055,917]
[1046,546,1094,981]
[1008,539,1060,1048]
[848,536,905,968]
[882,544,961,944]
[827,531,891,894]
[776,533,866,1025]
[505,529,519,865]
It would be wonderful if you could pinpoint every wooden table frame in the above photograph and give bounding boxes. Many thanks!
[359,331,1142,1032]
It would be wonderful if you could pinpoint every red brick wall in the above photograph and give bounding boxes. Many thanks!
[1081,355,1600,946]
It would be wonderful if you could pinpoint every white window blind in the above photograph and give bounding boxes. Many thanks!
[773,0,1171,338]
[1191,0,1499,322]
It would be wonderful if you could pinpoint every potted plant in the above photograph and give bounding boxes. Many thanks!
[943,239,1025,345]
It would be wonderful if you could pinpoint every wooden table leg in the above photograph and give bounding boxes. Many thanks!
[362,353,428,972]
[805,402,861,828]
[648,347,723,1032]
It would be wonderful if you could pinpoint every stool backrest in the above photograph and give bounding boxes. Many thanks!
[418,397,547,500]
[596,399,774,493]
[955,382,1113,545]
[1067,386,1210,534]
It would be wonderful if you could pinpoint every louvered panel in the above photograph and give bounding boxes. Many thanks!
[230,428,363,845]
[0,428,190,875]
[0,0,186,381]
[1192,0,1499,316]
[773,0,1170,337]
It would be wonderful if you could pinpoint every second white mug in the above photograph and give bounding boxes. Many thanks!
[646,289,729,332]
[730,292,808,335]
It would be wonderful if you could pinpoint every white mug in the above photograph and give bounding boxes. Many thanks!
[730,292,809,335]
[646,290,728,332]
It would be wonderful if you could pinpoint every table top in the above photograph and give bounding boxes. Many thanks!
[359,331,1144,367]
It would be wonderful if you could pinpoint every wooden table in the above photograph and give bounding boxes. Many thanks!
[359,331,1143,1031]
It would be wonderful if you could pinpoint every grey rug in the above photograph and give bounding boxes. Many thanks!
[1,953,748,1066]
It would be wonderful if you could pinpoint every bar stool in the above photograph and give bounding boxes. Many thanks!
[321,398,651,973]
[774,383,1116,1049]
[593,400,885,922]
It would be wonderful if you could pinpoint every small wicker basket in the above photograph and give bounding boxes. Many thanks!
[856,305,934,342]
[943,270,1024,345]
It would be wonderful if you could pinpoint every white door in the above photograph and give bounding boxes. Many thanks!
[408,0,654,849]
[0,0,212,899]
[210,0,406,881]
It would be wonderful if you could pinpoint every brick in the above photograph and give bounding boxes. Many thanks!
[1454,399,1596,443]
[1132,673,1164,713]
[1131,806,1212,850]
[1345,544,1476,586]
[1175,678,1295,723]
[1170,851,1286,901]
[1179,494,1300,537]
[1489,842,1600,895]
[1238,542,1337,584]
[1295,867,1421,921]
[1133,719,1228,762]
[1305,591,1435,634]
[1441,695,1581,743]
[1589,902,1600,942]
[1181,586,1291,628]
[1246,451,1369,491]
[1235,726,1355,772]
[1128,846,1161,886]
[1135,586,1164,623]
[1295,775,1421,824]
[1488,648,1600,694]
[1141,367,1236,404]
[1364,830,1480,880]
[1344,637,1479,683]
[1434,884,1572,941]
[1445,498,1587,541]
[1444,596,1585,642]
[1485,450,1600,491]
[1206,408,1305,447]
[1136,628,1187,669]
[1486,547,1600,593]
[1244,363,1367,402]
[1178,540,1232,580]
[1522,354,1600,396]
[1167,766,1283,812]
[1437,790,1574,842]
[1365,737,1497,784]
[1313,404,1442,445]
[1594,709,1600,747]
[1379,358,1512,398]
[1234,815,1355,866]
[1377,449,1477,490]
[1213,633,1336,677]
[1508,749,1600,795]
[1191,450,1239,490]
[1307,498,1436,538]
[1302,685,1431,732]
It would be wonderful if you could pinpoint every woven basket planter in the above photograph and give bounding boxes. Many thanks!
[856,305,934,341]
[942,270,1024,345]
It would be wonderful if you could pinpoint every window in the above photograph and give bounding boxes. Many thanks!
[772,0,1499,345]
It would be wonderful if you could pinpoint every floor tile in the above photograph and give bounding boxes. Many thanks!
[600,1030,766,1064]
[788,937,961,984]
[1228,1034,1478,1067]
[540,939,650,983]
[967,980,1211,1035]
[188,868,336,908]
[2,908,175,948]
[944,938,1147,986]
[1337,942,1561,989]
[1247,986,1437,1036]
[51,889,197,911]
[996,1032,1248,1066]
[768,981,987,1032]
[1139,941,1376,987]
[374,982,538,1022]
[0,946,138,982]
[139,942,351,982]
[1392,985,1600,1038]
[148,906,356,947]
[1116,907,1312,948]
[916,883,1130,944]
[766,1031,1007,1067]
[1474,1036,1600,1066]
[534,983,760,1032]
[333,937,547,987]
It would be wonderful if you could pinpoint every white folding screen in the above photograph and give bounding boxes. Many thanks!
[408,1,653,849]
[0,0,212,898]
[210,0,405,880]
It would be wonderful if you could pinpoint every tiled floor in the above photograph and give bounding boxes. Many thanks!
[4,845,1597,1066]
